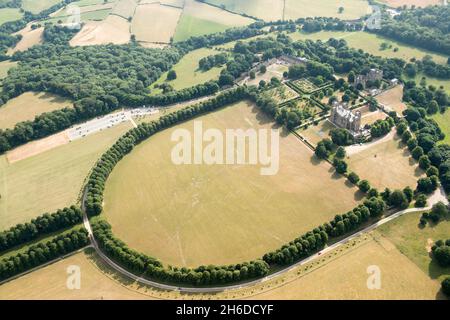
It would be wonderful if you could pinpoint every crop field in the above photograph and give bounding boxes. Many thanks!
[204,0,284,21]
[378,0,442,8]
[285,0,371,20]
[173,0,253,42]
[263,85,299,104]
[0,122,132,231]
[69,15,131,46]
[0,8,22,26]
[0,92,72,130]
[0,60,17,79]
[375,85,408,114]
[111,0,137,20]
[289,31,448,65]
[150,48,223,94]
[0,248,154,300]
[7,25,44,54]
[299,120,335,147]
[132,3,182,44]
[21,0,61,14]
[346,132,423,190]
[379,211,450,283]
[102,101,359,267]
[432,111,450,145]
[248,233,443,299]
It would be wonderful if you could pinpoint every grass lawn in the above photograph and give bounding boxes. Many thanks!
[173,14,230,42]
[346,133,423,190]
[0,122,132,231]
[0,8,22,26]
[0,92,72,130]
[375,85,407,115]
[289,31,448,65]
[378,211,450,282]
[405,73,450,94]
[150,48,223,95]
[299,119,336,147]
[432,111,450,145]
[103,101,359,267]
[0,60,17,79]
[0,248,154,300]
[21,0,62,14]
[285,0,370,20]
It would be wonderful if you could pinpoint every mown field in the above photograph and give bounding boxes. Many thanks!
[289,31,448,65]
[284,0,371,20]
[346,133,423,190]
[0,8,22,26]
[150,48,223,94]
[103,101,360,267]
[0,122,132,231]
[21,0,61,14]
[0,92,71,129]
[7,25,44,54]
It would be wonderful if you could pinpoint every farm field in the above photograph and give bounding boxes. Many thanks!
[0,122,133,231]
[432,111,450,145]
[0,92,72,129]
[0,248,154,300]
[378,0,442,8]
[111,0,137,20]
[7,25,44,54]
[285,0,371,20]
[69,15,130,46]
[248,232,444,299]
[0,60,17,79]
[378,211,450,283]
[204,0,284,21]
[21,0,61,14]
[150,48,223,94]
[375,85,408,114]
[132,3,182,44]
[346,132,423,190]
[173,0,253,42]
[0,8,22,26]
[102,101,360,267]
[289,31,449,65]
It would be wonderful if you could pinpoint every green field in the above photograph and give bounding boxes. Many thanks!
[173,14,230,42]
[103,101,359,267]
[0,8,22,26]
[290,31,449,65]
[378,211,450,282]
[0,122,132,231]
[21,0,62,14]
[432,111,450,145]
[405,73,450,94]
[150,48,223,95]
[285,0,371,20]
[0,60,17,79]
[45,7,112,24]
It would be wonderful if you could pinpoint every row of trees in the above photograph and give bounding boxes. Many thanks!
[0,206,83,253]
[0,228,89,281]
[198,53,228,71]
[92,220,269,286]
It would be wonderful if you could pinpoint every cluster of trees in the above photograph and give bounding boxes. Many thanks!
[373,6,450,55]
[403,81,448,114]
[300,17,363,33]
[442,277,450,297]
[0,206,82,253]
[93,220,269,286]
[370,117,395,138]
[380,187,414,210]
[413,56,450,79]
[0,228,88,281]
[263,199,386,266]
[330,128,354,146]
[198,53,228,71]
[420,202,449,225]
[85,87,251,216]
[431,238,450,267]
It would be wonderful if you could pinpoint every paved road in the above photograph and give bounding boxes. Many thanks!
[81,187,448,294]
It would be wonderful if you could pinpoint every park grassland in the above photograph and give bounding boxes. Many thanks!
[347,133,423,190]
[0,122,133,231]
[102,101,360,267]
[0,8,22,26]
[289,31,448,65]
[0,92,71,129]
[378,211,450,283]
[150,48,223,94]
[432,111,450,145]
